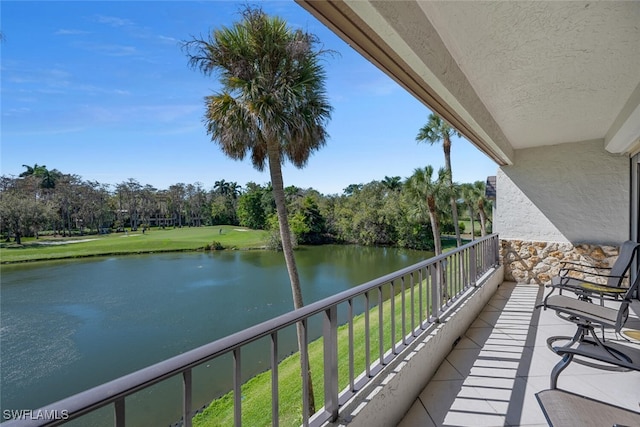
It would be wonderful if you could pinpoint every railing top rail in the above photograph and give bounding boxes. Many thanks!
[11,234,499,426]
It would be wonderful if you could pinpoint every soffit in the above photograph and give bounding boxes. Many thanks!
[297,1,640,159]
[419,1,640,152]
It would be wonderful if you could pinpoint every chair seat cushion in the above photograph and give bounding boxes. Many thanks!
[579,283,626,294]
[536,389,640,427]
[544,295,619,326]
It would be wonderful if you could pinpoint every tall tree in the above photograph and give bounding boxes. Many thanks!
[405,166,450,256]
[473,180,491,236]
[184,6,332,416]
[416,114,462,246]
[0,188,54,243]
[460,183,479,239]
[381,175,402,193]
[19,163,47,178]
[167,183,186,227]
[406,166,450,302]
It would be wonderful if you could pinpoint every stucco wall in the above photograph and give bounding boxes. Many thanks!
[494,140,629,245]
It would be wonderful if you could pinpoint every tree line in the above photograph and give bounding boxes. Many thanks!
[0,163,491,248]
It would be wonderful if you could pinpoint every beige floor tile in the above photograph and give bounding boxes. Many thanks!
[418,379,505,426]
[398,283,640,426]
[431,359,465,381]
[397,399,436,427]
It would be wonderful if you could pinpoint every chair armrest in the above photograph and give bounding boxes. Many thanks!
[560,261,613,270]
[559,261,614,275]
[559,268,625,280]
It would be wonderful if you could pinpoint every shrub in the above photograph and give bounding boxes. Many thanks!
[205,241,224,251]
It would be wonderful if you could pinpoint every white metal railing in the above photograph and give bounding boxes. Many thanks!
[2,234,500,427]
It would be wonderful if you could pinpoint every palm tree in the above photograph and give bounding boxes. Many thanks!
[229,181,241,199]
[381,175,402,193]
[19,163,47,178]
[416,114,462,246]
[213,179,228,196]
[406,166,450,301]
[405,166,449,256]
[473,180,491,236]
[460,183,479,239]
[19,164,60,194]
[183,6,332,415]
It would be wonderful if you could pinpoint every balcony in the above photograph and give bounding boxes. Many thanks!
[398,281,640,427]
[4,236,638,426]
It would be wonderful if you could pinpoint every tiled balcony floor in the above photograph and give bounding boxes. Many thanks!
[398,281,640,427]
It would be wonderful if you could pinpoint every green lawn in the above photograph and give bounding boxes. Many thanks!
[0,226,269,263]
[459,219,483,237]
[193,277,435,427]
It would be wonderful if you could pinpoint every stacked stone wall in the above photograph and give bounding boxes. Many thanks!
[500,239,621,285]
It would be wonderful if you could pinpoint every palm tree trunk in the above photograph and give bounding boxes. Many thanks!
[427,205,442,255]
[478,200,488,237]
[469,207,476,239]
[443,142,461,247]
[267,141,316,416]
[427,196,447,302]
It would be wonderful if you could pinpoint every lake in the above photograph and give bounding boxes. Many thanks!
[0,245,431,426]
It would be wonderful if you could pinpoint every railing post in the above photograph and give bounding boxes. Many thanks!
[233,348,242,427]
[431,264,441,322]
[390,280,396,354]
[348,299,355,391]
[401,276,406,344]
[378,287,384,363]
[301,319,310,427]
[183,369,192,427]
[364,292,371,377]
[470,245,477,286]
[114,398,125,427]
[323,306,338,422]
[270,332,279,427]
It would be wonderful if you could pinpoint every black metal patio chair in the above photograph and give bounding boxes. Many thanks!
[541,264,640,371]
[542,240,640,305]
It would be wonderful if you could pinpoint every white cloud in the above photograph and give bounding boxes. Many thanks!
[74,41,138,57]
[2,107,31,116]
[55,29,90,36]
[95,15,134,28]
[157,35,178,43]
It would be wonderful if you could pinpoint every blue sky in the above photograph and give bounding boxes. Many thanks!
[1,1,498,195]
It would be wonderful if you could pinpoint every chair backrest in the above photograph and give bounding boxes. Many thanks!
[615,263,640,331]
[607,240,640,287]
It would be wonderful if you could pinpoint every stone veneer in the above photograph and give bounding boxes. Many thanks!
[500,239,621,285]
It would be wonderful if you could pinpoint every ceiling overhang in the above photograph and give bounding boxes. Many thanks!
[297,1,640,163]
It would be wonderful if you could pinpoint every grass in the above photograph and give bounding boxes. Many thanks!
[0,226,269,264]
[459,219,482,237]
[193,276,436,427]
[1,225,468,424]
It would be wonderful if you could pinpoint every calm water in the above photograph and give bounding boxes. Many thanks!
[0,245,431,426]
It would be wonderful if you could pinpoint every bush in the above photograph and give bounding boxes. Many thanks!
[205,241,225,250]
[264,229,298,251]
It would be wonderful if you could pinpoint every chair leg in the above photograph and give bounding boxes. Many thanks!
[586,326,629,363]
[550,353,573,389]
[547,323,589,352]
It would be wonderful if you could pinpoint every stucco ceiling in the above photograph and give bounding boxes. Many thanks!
[297,1,640,165]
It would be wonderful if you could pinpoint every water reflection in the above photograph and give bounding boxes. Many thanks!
[0,245,431,425]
